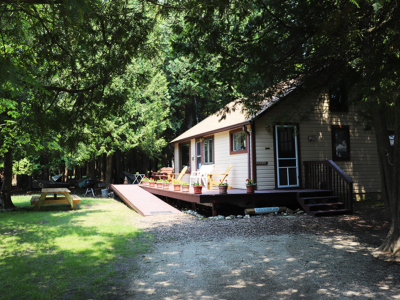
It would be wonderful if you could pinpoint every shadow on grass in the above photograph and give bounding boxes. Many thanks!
[0,198,152,300]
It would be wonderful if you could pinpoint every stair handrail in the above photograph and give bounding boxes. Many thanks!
[303,160,353,212]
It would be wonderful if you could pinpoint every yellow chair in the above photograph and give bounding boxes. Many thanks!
[207,164,233,189]
[168,166,188,183]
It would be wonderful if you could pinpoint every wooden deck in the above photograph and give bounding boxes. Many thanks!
[110,184,183,216]
[139,185,327,216]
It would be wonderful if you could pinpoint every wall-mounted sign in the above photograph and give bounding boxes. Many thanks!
[256,161,268,165]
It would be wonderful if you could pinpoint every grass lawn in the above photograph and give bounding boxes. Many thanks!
[0,195,152,300]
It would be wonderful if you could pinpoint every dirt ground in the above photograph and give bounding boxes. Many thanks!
[123,203,400,300]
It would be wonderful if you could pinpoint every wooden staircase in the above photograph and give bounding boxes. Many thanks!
[297,190,352,217]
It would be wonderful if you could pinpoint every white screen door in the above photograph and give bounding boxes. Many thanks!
[275,125,299,188]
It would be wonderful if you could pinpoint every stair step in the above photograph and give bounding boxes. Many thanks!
[300,196,339,200]
[310,209,352,217]
[298,191,333,197]
[306,202,344,211]
[298,196,340,205]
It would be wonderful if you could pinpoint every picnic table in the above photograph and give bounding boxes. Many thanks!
[31,188,80,211]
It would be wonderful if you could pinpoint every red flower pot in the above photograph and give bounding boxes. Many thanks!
[246,185,256,193]
[156,182,163,188]
[181,185,190,192]
[149,181,155,187]
[193,186,203,194]
[173,184,181,191]
[219,186,228,194]
[163,183,170,190]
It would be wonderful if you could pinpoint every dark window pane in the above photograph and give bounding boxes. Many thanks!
[278,128,295,158]
[233,132,246,151]
[204,138,213,164]
[209,139,213,163]
[279,159,296,167]
[180,144,190,171]
[279,169,288,186]
[329,85,348,112]
[335,130,348,158]
[288,168,297,185]
[196,142,201,154]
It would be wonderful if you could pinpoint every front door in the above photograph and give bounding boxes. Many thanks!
[275,125,299,188]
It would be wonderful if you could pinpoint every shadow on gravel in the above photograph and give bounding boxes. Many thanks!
[125,202,399,300]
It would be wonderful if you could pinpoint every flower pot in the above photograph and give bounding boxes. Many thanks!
[149,181,155,187]
[246,185,256,193]
[142,181,149,186]
[173,184,181,191]
[193,186,203,194]
[163,183,170,190]
[156,182,163,188]
[219,185,228,194]
[181,185,190,192]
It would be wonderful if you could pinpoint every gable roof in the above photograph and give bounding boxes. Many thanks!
[170,83,297,144]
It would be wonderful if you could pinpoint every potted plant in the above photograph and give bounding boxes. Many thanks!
[142,177,149,186]
[156,179,163,188]
[193,182,203,194]
[181,182,190,192]
[163,180,170,190]
[219,180,229,194]
[245,179,257,193]
[173,180,181,191]
[148,178,156,187]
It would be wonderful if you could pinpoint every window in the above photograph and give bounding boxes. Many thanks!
[230,129,247,154]
[331,125,350,161]
[204,137,213,164]
[196,141,202,169]
[329,85,348,112]
[179,143,190,172]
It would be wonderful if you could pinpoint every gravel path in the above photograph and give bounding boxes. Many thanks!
[124,207,400,300]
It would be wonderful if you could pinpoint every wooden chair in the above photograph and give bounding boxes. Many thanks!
[207,164,233,189]
[168,166,188,183]
[152,167,174,181]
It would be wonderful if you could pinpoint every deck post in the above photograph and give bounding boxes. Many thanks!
[212,203,218,216]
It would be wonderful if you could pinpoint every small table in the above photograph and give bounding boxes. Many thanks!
[132,174,145,184]
[34,188,78,211]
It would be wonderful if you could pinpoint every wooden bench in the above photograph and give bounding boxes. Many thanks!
[152,167,174,181]
[31,194,81,205]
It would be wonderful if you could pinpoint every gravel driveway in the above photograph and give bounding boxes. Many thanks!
[125,207,400,300]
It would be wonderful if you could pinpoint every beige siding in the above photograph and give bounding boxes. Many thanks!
[214,130,249,189]
[255,90,380,193]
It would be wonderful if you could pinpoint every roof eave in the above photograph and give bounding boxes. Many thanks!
[169,120,252,144]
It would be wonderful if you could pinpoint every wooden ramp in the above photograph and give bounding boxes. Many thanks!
[110,184,182,217]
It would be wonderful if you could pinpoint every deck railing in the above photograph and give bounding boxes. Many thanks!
[303,160,354,211]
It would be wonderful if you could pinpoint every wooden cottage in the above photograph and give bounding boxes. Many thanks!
[170,87,381,215]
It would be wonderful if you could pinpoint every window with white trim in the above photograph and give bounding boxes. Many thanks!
[204,138,213,164]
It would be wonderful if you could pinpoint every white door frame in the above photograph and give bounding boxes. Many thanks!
[275,125,300,188]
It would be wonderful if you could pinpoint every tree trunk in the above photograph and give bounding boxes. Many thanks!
[114,149,122,184]
[89,160,96,180]
[377,102,400,254]
[0,151,15,209]
[372,105,393,220]
[101,153,106,181]
[105,153,113,184]
[64,164,68,183]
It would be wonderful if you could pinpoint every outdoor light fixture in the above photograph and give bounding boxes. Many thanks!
[389,135,394,146]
